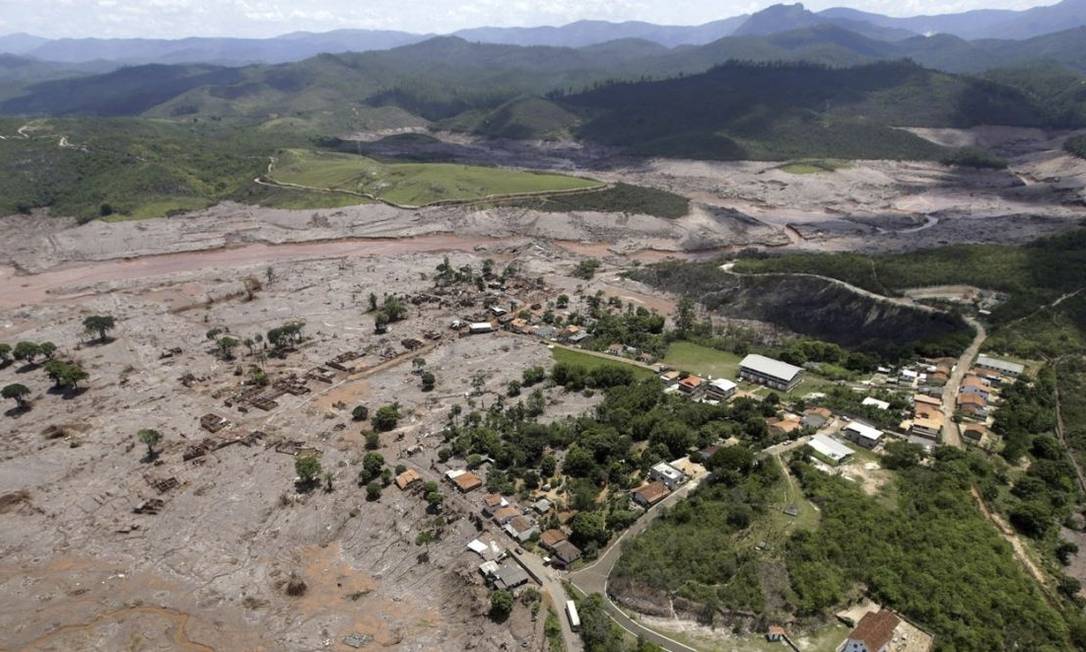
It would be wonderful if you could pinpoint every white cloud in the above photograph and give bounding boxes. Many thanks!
[0,0,1054,38]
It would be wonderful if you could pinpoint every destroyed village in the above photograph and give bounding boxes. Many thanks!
[4,0,1086,650]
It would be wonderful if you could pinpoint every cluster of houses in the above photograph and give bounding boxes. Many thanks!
[630,460,690,508]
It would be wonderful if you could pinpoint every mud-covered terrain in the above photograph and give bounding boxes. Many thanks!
[0,244,645,651]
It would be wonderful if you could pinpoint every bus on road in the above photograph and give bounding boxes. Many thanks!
[566,599,580,631]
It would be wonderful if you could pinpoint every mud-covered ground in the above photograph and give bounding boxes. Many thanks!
[0,245,645,651]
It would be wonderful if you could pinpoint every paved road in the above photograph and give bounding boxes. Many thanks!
[940,316,986,449]
[510,548,584,652]
[569,479,703,652]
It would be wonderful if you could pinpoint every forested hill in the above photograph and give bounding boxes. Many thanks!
[563,60,1075,160]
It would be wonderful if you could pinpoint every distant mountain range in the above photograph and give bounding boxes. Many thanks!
[0,0,1084,66]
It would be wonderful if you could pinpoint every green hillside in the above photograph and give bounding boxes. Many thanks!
[442,97,582,140]
[563,60,1055,160]
[267,148,601,206]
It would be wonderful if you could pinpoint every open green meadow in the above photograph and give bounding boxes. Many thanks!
[663,341,743,379]
[550,346,655,381]
[269,148,601,207]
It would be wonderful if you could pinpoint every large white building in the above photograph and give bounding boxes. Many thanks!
[808,434,853,465]
[976,354,1024,377]
[738,354,804,391]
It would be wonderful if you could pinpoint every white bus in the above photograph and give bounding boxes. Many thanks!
[565,599,580,631]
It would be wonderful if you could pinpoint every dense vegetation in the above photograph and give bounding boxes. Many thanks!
[1067,134,1086,159]
[940,146,1008,169]
[563,60,1075,161]
[788,450,1082,650]
[504,182,690,219]
[631,259,973,360]
[732,229,1086,358]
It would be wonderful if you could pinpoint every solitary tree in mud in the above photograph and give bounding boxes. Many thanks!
[83,315,116,343]
[216,336,240,360]
[0,343,11,366]
[2,383,31,411]
[138,428,163,460]
[295,455,321,489]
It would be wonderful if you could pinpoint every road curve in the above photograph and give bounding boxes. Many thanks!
[570,479,702,652]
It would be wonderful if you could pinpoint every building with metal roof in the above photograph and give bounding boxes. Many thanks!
[739,354,804,391]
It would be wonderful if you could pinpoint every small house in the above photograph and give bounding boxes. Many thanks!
[504,515,538,543]
[738,354,803,391]
[540,529,568,551]
[468,322,495,335]
[492,506,522,525]
[808,434,853,465]
[841,610,900,652]
[678,375,704,394]
[395,469,421,490]
[551,540,582,567]
[632,481,670,508]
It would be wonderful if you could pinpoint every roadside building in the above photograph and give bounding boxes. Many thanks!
[481,493,509,517]
[843,422,883,449]
[706,378,737,401]
[539,529,568,551]
[445,469,483,493]
[492,505,522,525]
[492,562,529,591]
[649,461,688,489]
[808,434,853,465]
[960,375,992,400]
[678,375,704,394]
[841,610,900,652]
[550,540,582,567]
[802,407,833,430]
[976,354,1024,377]
[738,354,804,391]
[963,423,988,443]
[910,405,944,440]
[957,392,988,417]
[632,481,670,508]
[394,469,421,490]
[659,370,681,384]
[504,515,538,543]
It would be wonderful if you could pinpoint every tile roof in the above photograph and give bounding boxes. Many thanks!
[849,610,900,652]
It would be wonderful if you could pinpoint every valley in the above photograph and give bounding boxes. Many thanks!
[3,2,1086,651]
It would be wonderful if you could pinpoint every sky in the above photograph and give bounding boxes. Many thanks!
[0,0,1057,39]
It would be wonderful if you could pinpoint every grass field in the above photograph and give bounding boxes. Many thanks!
[663,342,743,379]
[270,148,601,207]
[550,346,655,380]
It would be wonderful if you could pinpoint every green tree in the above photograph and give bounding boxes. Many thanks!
[359,452,385,484]
[82,315,116,343]
[420,371,436,392]
[13,341,41,364]
[216,336,240,360]
[371,404,400,432]
[138,428,162,459]
[489,589,514,621]
[675,296,696,335]
[352,405,369,421]
[0,343,11,365]
[366,481,382,501]
[570,510,609,547]
[2,383,31,410]
[295,455,322,487]
[38,342,57,360]
[365,431,380,450]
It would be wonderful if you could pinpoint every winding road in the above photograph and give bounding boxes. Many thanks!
[569,479,703,652]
